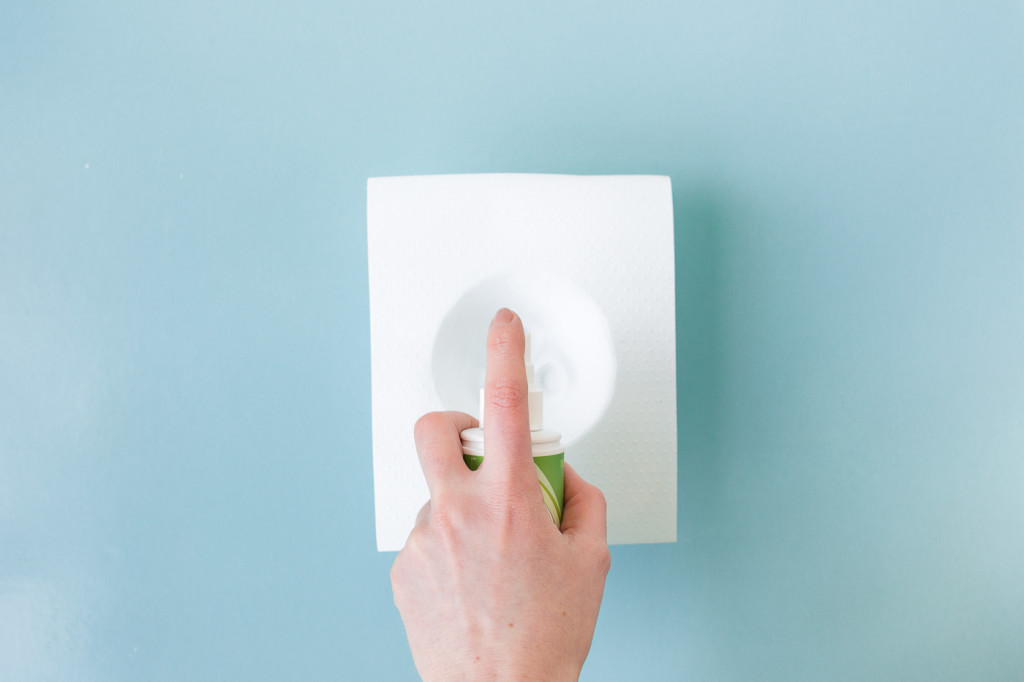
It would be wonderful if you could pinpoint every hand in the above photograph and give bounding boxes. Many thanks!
[391,307,611,681]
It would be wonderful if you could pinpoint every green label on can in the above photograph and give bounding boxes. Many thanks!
[463,453,565,527]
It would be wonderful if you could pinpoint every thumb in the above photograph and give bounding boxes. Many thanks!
[560,463,607,541]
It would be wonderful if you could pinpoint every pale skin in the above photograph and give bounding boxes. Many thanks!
[391,307,611,681]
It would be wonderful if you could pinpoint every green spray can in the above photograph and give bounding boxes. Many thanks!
[460,332,564,526]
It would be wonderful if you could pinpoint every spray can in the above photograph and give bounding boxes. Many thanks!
[460,332,565,526]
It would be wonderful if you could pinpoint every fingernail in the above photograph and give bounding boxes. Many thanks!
[492,307,514,325]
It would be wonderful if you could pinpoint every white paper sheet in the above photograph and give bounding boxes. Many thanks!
[368,174,677,551]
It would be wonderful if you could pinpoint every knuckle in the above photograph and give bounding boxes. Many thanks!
[577,536,606,573]
[481,491,536,534]
[489,327,524,358]
[488,377,526,410]
[406,521,433,553]
[429,504,465,544]
[572,534,611,575]
[596,543,612,576]
[389,555,402,586]
[390,550,416,611]
[415,500,432,526]
[390,552,408,597]
[413,411,446,441]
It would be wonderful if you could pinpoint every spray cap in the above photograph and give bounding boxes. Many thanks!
[479,331,544,431]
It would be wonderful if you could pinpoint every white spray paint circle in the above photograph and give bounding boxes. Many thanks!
[431,272,616,447]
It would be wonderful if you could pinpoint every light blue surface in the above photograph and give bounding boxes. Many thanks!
[2,2,1022,680]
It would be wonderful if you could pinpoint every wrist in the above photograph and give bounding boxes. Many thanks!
[422,647,581,682]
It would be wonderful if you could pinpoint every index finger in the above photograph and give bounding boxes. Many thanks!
[480,308,536,490]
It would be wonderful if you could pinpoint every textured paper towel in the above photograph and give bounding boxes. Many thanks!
[368,174,677,551]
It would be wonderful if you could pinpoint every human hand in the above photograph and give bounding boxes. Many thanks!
[390,307,611,681]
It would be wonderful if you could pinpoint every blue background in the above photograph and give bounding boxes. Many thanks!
[2,2,1022,680]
